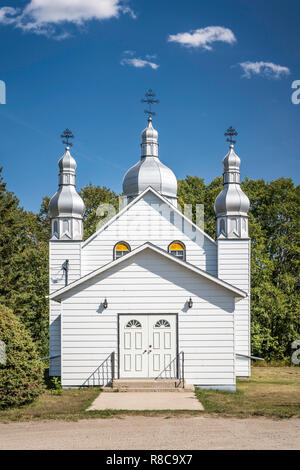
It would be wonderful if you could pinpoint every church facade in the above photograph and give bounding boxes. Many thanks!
[49,118,251,391]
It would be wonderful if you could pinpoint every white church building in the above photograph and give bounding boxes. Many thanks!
[48,117,251,391]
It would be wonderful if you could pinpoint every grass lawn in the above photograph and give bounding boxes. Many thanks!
[195,366,300,419]
[0,366,299,422]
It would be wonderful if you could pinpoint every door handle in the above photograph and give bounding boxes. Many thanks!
[143,349,147,354]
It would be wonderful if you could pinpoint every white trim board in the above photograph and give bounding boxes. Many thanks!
[49,242,247,301]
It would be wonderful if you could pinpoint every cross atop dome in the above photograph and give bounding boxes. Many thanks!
[224,126,238,147]
[122,94,177,206]
[141,89,159,118]
[61,128,74,148]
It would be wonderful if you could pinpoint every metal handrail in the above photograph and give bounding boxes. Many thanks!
[40,354,61,361]
[81,351,115,388]
[155,351,185,388]
[236,353,264,361]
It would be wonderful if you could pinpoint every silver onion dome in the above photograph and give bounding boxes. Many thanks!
[49,146,85,240]
[214,143,250,239]
[214,145,250,216]
[50,147,85,218]
[122,117,177,205]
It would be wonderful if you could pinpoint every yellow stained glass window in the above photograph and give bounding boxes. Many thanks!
[169,241,185,260]
[115,242,130,259]
[169,242,184,251]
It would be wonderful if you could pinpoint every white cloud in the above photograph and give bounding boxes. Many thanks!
[0,7,19,24]
[121,56,159,70]
[123,50,135,56]
[0,0,135,38]
[168,26,236,50]
[239,61,290,79]
[145,53,157,60]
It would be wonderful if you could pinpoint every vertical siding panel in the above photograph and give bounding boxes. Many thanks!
[217,239,251,376]
[49,241,81,376]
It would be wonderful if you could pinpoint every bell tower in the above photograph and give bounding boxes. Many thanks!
[214,127,250,239]
[48,129,85,376]
[214,127,251,377]
[49,129,85,240]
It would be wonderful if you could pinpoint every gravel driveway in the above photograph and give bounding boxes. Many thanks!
[0,416,299,450]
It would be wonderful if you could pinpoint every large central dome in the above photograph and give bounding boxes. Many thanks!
[122,118,177,205]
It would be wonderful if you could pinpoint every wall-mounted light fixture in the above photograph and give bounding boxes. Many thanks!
[62,259,69,286]
[188,297,193,309]
[103,298,108,309]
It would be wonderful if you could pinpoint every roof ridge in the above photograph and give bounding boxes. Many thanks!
[82,186,216,248]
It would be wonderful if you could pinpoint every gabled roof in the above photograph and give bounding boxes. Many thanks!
[82,186,216,248]
[49,242,247,302]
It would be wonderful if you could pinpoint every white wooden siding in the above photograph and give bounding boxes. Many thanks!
[81,192,217,277]
[217,239,250,376]
[60,249,235,388]
[49,241,81,376]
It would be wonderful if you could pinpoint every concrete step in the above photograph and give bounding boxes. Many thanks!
[114,379,179,385]
[102,385,194,393]
[101,378,192,393]
[113,379,182,390]
[115,387,187,393]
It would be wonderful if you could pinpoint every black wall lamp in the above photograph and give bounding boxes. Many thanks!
[103,298,108,309]
[188,297,193,309]
[62,259,69,286]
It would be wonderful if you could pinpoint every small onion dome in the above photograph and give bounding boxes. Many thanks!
[49,147,85,218]
[122,118,177,200]
[223,144,241,172]
[141,117,158,142]
[58,146,77,171]
[214,145,250,216]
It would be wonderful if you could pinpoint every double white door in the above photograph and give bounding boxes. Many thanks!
[119,315,177,378]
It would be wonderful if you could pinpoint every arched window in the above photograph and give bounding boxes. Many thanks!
[126,319,142,328]
[168,241,185,261]
[53,220,58,236]
[155,319,171,328]
[220,219,226,236]
[114,241,131,259]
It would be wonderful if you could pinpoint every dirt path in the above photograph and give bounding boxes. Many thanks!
[0,416,299,450]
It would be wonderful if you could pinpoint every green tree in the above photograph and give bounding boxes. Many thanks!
[204,177,223,238]
[0,168,49,356]
[177,175,222,238]
[79,183,119,239]
[242,178,300,360]
[0,304,44,409]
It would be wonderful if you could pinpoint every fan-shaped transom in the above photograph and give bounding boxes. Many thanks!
[155,319,171,328]
[126,319,142,328]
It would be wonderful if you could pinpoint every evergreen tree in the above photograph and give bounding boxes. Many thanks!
[0,304,44,409]
[0,168,49,356]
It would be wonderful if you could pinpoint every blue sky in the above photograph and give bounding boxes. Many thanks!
[0,0,299,212]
